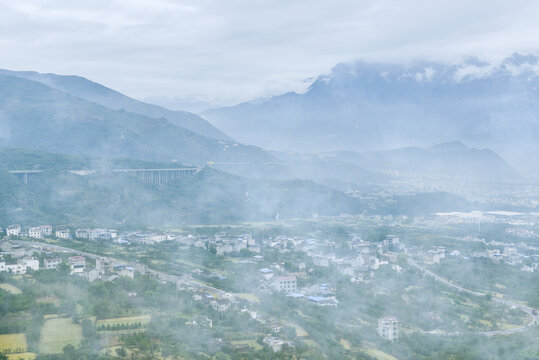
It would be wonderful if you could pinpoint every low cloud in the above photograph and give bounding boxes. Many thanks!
[1,0,539,107]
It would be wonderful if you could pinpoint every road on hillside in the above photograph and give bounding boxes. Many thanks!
[407,258,538,336]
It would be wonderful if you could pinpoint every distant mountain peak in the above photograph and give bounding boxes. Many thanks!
[429,141,468,152]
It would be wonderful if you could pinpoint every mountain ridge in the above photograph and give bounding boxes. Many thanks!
[202,53,539,174]
[0,68,232,142]
[0,74,272,165]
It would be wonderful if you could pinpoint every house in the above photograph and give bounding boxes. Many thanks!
[96,257,113,274]
[68,256,85,274]
[273,276,297,294]
[378,317,398,341]
[187,315,213,328]
[291,271,307,279]
[117,266,135,279]
[24,258,39,271]
[5,262,26,274]
[7,224,21,237]
[4,258,39,274]
[29,226,44,239]
[262,336,286,352]
[44,258,62,270]
[211,298,232,313]
[75,229,89,239]
[55,227,71,239]
[88,228,105,240]
[40,225,53,236]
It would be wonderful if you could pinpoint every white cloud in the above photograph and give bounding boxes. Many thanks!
[1,0,539,108]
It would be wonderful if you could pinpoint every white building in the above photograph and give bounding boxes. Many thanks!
[40,225,53,236]
[29,226,44,239]
[273,276,297,294]
[96,257,113,274]
[24,258,39,271]
[262,336,286,352]
[55,227,71,239]
[117,266,135,279]
[3,258,39,274]
[68,256,85,274]
[5,263,26,274]
[44,258,62,270]
[7,224,21,237]
[378,317,398,341]
[75,229,89,239]
[88,228,107,240]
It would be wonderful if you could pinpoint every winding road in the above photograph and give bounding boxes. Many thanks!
[407,257,538,336]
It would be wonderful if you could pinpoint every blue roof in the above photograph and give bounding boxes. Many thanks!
[307,296,327,302]
[286,293,304,298]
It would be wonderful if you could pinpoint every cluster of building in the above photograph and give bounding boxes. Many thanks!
[2,224,69,239]
[192,232,257,255]
[0,240,137,281]
[0,224,175,246]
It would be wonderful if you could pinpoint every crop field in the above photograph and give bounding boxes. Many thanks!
[38,317,82,353]
[7,352,36,360]
[234,293,260,303]
[0,283,23,294]
[230,339,263,350]
[0,333,27,353]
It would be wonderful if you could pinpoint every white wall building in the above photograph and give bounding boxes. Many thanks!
[29,226,44,239]
[378,317,398,341]
[44,258,62,270]
[55,227,71,239]
[40,225,53,236]
[68,256,85,274]
[7,224,21,237]
[273,276,297,294]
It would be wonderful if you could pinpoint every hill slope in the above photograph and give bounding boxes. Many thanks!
[0,149,363,226]
[359,142,520,180]
[0,69,231,141]
[0,74,271,165]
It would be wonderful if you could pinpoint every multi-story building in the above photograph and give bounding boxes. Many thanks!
[55,227,71,239]
[273,276,297,294]
[7,224,21,237]
[40,225,53,236]
[44,258,62,270]
[29,226,44,239]
[5,263,26,274]
[88,229,105,240]
[75,229,89,239]
[68,256,85,274]
[24,258,39,271]
[3,258,39,274]
[378,317,398,341]
[96,257,113,274]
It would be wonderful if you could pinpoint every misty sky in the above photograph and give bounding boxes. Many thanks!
[2,0,539,110]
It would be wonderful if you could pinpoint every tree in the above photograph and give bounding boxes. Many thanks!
[0,351,8,360]
[116,347,127,357]
[58,261,72,275]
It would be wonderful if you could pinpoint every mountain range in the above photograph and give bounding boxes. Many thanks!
[0,72,272,165]
[202,53,539,174]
